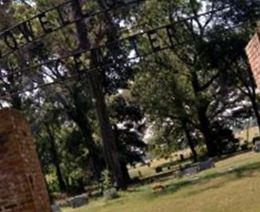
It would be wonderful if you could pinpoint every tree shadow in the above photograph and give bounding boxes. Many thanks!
[147,160,260,198]
[126,188,142,193]
[185,183,225,197]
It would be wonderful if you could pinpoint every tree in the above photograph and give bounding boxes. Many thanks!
[130,0,259,156]
[70,0,127,189]
[132,51,199,161]
[109,93,147,182]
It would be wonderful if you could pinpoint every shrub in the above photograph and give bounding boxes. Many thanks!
[101,170,119,200]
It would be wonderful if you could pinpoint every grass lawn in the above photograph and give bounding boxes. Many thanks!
[63,152,260,212]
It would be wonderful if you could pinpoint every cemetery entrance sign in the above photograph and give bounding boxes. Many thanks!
[0,0,142,58]
[0,0,226,73]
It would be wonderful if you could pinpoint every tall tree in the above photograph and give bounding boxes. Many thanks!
[71,0,126,189]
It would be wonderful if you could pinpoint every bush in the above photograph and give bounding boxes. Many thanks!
[101,170,119,200]
[101,170,113,190]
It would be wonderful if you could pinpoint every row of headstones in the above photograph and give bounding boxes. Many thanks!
[154,158,215,175]
[51,159,215,211]
[182,159,215,175]
[51,187,119,211]
[52,193,89,211]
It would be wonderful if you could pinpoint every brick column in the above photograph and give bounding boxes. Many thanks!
[0,108,51,212]
[245,32,260,88]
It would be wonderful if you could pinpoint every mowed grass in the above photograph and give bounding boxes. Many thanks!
[63,152,260,212]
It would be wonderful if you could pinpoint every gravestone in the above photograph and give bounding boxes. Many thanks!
[183,166,199,176]
[51,203,61,212]
[254,140,260,152]
[0,108,51,211]
[198,159,215,171]
[68,194,88,208]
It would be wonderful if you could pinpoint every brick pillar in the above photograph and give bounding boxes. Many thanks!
[0,108,51,212]
[245,32,260,88]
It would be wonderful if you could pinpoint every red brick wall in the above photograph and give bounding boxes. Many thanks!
[0,108,51,212]
[246,32,260,88]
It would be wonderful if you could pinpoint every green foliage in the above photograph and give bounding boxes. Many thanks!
[101,170,114,190]
[101,170,119,200]
[109,94,146,166]
[46,170,60,194]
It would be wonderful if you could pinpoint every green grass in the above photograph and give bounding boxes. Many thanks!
[63,152,260,212]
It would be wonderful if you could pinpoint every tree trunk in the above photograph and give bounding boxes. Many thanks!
[113,124,131,184]
[68,110,103,180]
[87,69,126,189]
[182,121,197,162]
[197,107,217,157]
[45,124,67,192]
[249,94,260,135]
[120,160,131,184]
[191,71,217,157]
[71,0,126,189]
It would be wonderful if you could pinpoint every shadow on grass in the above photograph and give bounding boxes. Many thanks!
[147,160,260,199]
